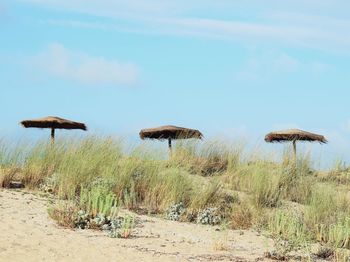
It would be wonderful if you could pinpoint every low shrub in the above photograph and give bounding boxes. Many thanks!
[165,202,186,221]
[197,207,222,225]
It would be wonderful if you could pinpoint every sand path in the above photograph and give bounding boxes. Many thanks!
[0,189,273,262]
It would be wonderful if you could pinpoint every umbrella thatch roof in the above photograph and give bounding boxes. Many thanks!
[20,116,87,130]
[265,129,327,143]
[139,125,203,140]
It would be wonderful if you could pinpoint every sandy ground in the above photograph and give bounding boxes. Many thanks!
[0,189,274,262]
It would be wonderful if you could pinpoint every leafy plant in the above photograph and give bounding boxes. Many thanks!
[166,202,186,221]
[197,207,221,225]
[79,186,119,218]
[108,215,135,238]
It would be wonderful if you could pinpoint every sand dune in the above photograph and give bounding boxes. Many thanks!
[0,189,274,262]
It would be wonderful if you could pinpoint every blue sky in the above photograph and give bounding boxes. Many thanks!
[1,0,350,167]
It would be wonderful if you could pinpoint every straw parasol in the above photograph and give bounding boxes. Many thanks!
[265,128,327,164]
[20,116,87,142]
[139,125,203,151]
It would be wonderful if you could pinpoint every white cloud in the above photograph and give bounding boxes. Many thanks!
[19,0,350,53]
[43,17,350,53]
[20,0,349,19]
[30,43,139,87]
[20,0,196,18]
[159,17,350,52]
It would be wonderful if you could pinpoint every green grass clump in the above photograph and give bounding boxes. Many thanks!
[170,139,243,176]
[278,168,313,204]
[328,218,350,249]
[305,185,339,230]
[268,210,310,247]
[189,180,223,210]
[304,185,350,247]
[251,171,281,209]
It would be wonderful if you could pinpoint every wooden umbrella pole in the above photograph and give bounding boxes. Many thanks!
[168,137,172,157]
[292,140,297,169]
[51,128,55,144]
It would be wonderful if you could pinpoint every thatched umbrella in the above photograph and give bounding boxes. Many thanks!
[20,116,87,143]
[265,129,327,164]
[139,125,203,151]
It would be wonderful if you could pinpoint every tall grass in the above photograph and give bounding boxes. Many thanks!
[305,185,339,231]
[2,136,350,253]
[0,140,25,187]
[304,185,350,247]
[171,139,243,176]
[328,218,350,249]
[0,137,228,216]
[251,171,281,209]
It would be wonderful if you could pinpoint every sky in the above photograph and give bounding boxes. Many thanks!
[1,0,350,168]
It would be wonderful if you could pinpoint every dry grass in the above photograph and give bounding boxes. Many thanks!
[0,166,20,187]
[48,201,78,228]
[229,201,254,230]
